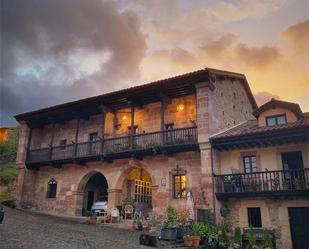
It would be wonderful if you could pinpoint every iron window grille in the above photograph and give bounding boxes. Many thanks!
[248,207,262,227]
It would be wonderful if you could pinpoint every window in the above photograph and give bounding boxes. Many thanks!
[173,175,186,199]
[47,178,57,198]
[243,155,257,173]
[248,207,262,227]
[89,132,98,142]
[59,139,67,150]
[266,114,287,126]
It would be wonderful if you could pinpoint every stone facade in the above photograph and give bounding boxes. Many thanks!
[222,198,308,249]
[15,71,255,219]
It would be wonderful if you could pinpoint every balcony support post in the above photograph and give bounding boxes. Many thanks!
[74,117,80,158]
[25,126,33,162]
[49,122,55,160]
[130,104,135,150]
[101,111,106,154]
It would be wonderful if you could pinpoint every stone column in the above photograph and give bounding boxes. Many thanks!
[15,122,34,207]
[195,82,221,223]
[107,189,122,212]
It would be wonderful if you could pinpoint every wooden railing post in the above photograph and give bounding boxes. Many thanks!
[49,122,55,161]
[130,104,135,150]
[74,117,80,158]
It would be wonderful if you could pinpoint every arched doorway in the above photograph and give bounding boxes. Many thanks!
[120,168,152,211]
[78,172,108,215]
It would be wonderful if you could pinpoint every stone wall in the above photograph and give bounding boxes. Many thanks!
[22,151,201,216]
[222,198,309,249]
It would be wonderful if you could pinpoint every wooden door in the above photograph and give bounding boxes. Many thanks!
[288,207,309,249]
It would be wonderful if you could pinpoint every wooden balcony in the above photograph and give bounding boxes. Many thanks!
[26,127,198,167]
[214,168,309,199]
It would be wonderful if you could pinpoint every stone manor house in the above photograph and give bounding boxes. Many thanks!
[15,68,308,249]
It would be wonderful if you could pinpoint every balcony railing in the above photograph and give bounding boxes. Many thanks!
[214,168,309,199]
[26,127,198,165]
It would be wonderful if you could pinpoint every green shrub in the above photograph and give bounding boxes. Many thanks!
[0,191,15,208]
[248,226,258,249]
[262,229,273,249]
[191,222,205,237]
[0,161,18,183]
[164,206,178,228]
[233,227,242,248]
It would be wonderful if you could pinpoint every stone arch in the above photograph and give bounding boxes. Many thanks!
[113,165,154,211]
[76,170,108,215]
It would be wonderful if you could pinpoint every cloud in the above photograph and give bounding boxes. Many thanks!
[205,0,288,22]
[0,0,147,126]
[234,44,280,68]
[281,19,309,53]
[254,92,281,107]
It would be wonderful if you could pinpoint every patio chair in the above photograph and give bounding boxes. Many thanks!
[124,204,134,220]
[110,207,120,223]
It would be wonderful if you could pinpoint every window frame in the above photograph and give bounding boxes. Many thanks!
[247,207,262,228]
[172,174,186,199]
[47,178,57,199]
[243,155,257,173]
[265,114,287,126]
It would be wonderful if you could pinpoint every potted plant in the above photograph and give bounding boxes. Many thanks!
[183,234,193,247]
[201,224,218,248]
[148,211,160,234]
[271,175,280,191]
[176,207,191,239]
[89,213,97,225]
[160,207,178,240]
[262,229,273,249]
[191,222,204,247]
[248,226,258,249]
[133,211,144,231]
[218,222,229,249]
[232,227,242,249]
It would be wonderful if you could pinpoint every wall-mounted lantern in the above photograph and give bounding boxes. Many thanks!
[177,104,185,112]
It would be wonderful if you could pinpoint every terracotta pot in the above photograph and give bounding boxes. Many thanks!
[183,237,193,247]
[89,216,97,224]
[191,236,200,247]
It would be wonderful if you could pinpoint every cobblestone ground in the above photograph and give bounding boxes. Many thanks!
[0,207,181,249]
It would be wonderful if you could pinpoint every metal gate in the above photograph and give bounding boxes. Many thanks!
[134,179,152,204]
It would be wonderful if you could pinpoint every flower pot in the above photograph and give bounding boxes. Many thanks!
[160,228,177,240]
[191,235,201,247]
[89,216,97,224]
[183,237,193,247]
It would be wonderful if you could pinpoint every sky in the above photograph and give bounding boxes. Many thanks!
[1,0,308,126]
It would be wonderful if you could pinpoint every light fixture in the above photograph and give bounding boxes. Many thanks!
[177,104,185,112]
[122,115,127,121]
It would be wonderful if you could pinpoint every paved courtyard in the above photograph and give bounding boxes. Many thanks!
[0,207,177,249]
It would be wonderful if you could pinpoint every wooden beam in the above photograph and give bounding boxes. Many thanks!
[160,92,171,105]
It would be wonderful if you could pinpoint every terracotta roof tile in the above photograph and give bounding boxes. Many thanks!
[211,116,309,140]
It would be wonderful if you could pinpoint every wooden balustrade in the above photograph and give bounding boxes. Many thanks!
[26,127,198,165]
[214,168,309,198]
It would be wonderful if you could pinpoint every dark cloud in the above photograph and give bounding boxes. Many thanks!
[0,0,147,126]
[254,92,281,107]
